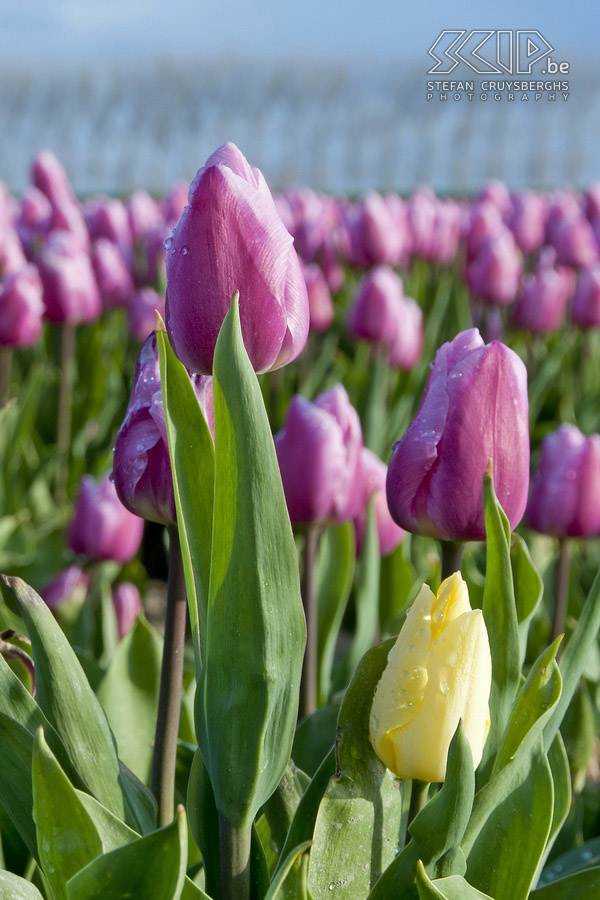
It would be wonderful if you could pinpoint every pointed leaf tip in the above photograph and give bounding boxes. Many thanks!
[155,310,167,332]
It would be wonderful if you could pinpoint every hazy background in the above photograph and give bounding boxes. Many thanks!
[1,0,599,194]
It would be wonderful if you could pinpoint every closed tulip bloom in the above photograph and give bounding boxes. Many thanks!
[465,202,504,262]
[354,448,405,556]
[32,151,76,208]
[17,187,52,253]
[407,187,437,260]
[551,215,598,268]
[370,573,491,782]
[506,190,547,254]
[127,190,162,244]
[479,179,511,216]
[348,192,402,266]
[527,425,600,538]
[166,142,309,374]
[83,197,132,251]
[113,333,214,525]
[41,565,89,611]
[389,295,423,371]
[128,288,166,342]
[303,262,334,332]
[112,582,143,638]
[347,266,405,347]
[427,202,461,265]
[0,265,45,347]
[92,239,134,309]
[512,268,570,334]
[572,265,600,328]
[0,225,28,277]
[387,329,529,541]
[68,474,144,563]
[38,233,102,324]
[275,385,363,525]
[466,230,522,306]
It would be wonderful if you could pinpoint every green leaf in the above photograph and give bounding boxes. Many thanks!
[511,533,543,666]
[187,748,221,900]
[32,729,103,900]
[97,615,163,784]
[66,807,188,900]
[293,702,340,777]
[265,841,312,900]
[308,640,408,899]
[530,867,600,899]
[492,638,562,774]
[544,562,600,751]
[0,870,43,899]
[156,326,215,668]
[198,297,305,827]
[0,576,125,819]
[539,836,600,886]
[334,501,381,692]
[416,861,493,899]
[463,738,554,900]
[316,522,355,705]
[479,470,520,775]
[0,712,37,862]
[536,733,571,881]
[75,791,139,851]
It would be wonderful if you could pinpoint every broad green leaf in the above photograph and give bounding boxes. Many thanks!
[544,562,600,751]
[0,712,37,861]
[479,470,520,775]
[0,870,43,899]
[156,325,214,668]
[198,298,305,827]
[32,729,103,900]
[187,749,221,900]
[75,791,138,851]
[308,640,407,899]
[262,763,305,855]
[118,761,158,834]
[463,738,554,900]
[511,533,543,666]
[66,807,188,900]
[379,540,416,637]
[535,733,571,882]
[0,577,124,819]
[265,841,312,900]
[539,836,600,886]
[492,638,562,774]
[316,522,355,705]
[416,861,493,899]
[334,501,381,692]
[293,702,340,777]
[530,866,600,899]
[97,615,163,784]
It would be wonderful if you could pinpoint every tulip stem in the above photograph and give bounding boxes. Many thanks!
[408,780,429,823]
[218,816,252,900]
[0,347,12,406]
[552,539,571,643]
[300,526,320,718]
[55,322,77,504]
[152,526,187,827]
[440,541,464,582]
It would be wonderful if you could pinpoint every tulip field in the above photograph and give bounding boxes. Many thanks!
[1,144,600,900]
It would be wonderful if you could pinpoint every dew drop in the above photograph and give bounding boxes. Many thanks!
[163,236,173,251]
[180,245,189,256]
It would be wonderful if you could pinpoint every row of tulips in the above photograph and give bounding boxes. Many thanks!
[0,142,599,900]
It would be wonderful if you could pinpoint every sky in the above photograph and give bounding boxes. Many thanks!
[1,0,599,68]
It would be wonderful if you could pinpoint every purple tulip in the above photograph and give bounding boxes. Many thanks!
[0,225,28,277]
[572,265,600,328]
[347,192,403,267]
[113,333,214,525]
[302,263,334,333]
[165,143,309,374]
[162,181,188,225]
[127,191,162,244]
[387,329,529,542]
[527,425,600,538]
[38,232,101,324]
[0,265,45,347]
[83,197,132,250]
[512,268,571,334]
[407,187,437,260]
[92,239,134,309]
[112,582,143,638]
[388,294,423,370]
[128,288,166,342]
[68,474,145,563]
[17,187,52,254]
[32,151,89,250]
[426,201,461,265]
[551,215,598,268]
[275,385,363,526]
[353,448,405,556]
[466,230,522,306]
[41,565,89,611]
[506,191,547,254]
[465,202,505,262]
[478,179,511,216]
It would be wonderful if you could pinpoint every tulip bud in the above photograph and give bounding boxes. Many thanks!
[112,582,143,638]
[551,215,598,268]
[347,266,405,347]
[113,333,214,525]
[465,202,504,262]
[67,474,144,563]
[572,265,600,328]
[479,179,511,215]
[32,151,89,250]
[41,565,89,611]
[347,192,403,267]
[83,197,132,251]
[527,425,600,538]
[302,262,334,333]
[387,329,529,542]
[512,268,570,334]
[369,573,491,782]
[128,288,166,342]
[165,142,309,374]
[353,448,405,556]
[0,265,45,347]
[466,230,522,306]
[0,225,28,277]
[275,385,363,525]
[127,190,162,244]
[92,239,134,309]
[506,190,547,254]
[38,233,101,324]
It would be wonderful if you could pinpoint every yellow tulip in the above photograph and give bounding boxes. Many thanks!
[369,572,491,783]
